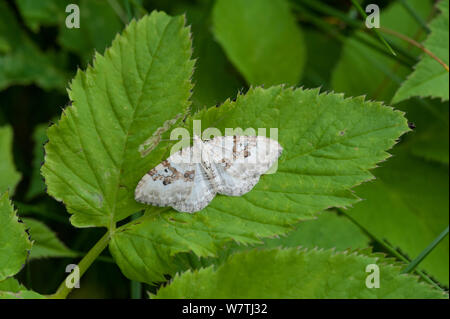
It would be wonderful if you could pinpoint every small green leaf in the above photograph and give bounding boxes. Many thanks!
[346,148,449,286]
[0,1,68,91]
[15,0,67,32]
[393,1,449,103]
[0,277,43,300]
[42,11,195,228]
[153,248,446,299]
[212,0,306,86]
[0,193,32,281]
[110,86,409,284]
[0,290,45,299]
[26,124,48,200]
[0,277,23,293]
[0,125,21,194]
[23,218,77,259]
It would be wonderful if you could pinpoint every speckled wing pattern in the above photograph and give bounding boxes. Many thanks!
[135,135,283,213]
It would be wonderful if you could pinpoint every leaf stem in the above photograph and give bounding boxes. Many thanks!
[123,0,133,21]
[290,1,414,66]
[379,26,449,72]
[107,0,129,24]
[401,226,449,274]
[129,213,142,299]
[49,231,111,299]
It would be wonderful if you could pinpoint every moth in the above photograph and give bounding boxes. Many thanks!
[135,135,283,213]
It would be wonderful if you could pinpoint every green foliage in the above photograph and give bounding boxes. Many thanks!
[331,0,431,102]
[346,148,449,286]
[0,277,44,300]
[0,126,21,194]
[393,0,449,103]
[0,277,23,293]
[171,211,370,272]
[109,84,409,284]
[212,0,306,86]
[0,290,45,299]
[262,211,369,250]
[15,0,123,65]
[23,218,77,259]
[0,1,68,91]
[42,11,194,228]
[0,0,448,299]
[0,193,32,281]
[15,0,67,32]
[400,99,449,164]
[328,0,449,287]
[154,248,446,299]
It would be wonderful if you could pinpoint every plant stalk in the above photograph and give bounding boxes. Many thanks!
[401,226,449,274]
[49,231,111,299]
[379,26,449,72]
[350,0,396,56]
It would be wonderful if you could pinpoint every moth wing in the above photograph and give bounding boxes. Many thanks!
[135,146,198,207]
[171,163,217,213]
[205,136,282,196]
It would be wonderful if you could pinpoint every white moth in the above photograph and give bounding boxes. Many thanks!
[135,135,283,213]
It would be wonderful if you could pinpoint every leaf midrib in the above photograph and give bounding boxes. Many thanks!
[109,17,174,227]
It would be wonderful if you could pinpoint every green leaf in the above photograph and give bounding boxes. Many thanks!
[153,248,446,298]
[15,0,67,32]
[109,86,409,284]
[0,290,45,299]
[15,0,123,65]
[331,0,432,102]
[0,1,68,91]
[0,277,23,293]
[172,211,370,272]
[42,11,194,228]
[0,192,32,281]
[23,218,77,259]
[26,124,48,200]
[262,211,369,250]
[0,125,21,194]
[346,148,449,286]
[393,0,449,103]
[0,277,44,300]
[212,0,306,86]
